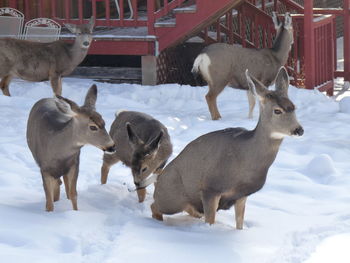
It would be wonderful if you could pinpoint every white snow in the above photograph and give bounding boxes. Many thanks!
[0,78,350,263]
[339,96,350,113]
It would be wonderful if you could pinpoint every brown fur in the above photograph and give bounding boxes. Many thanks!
[192,13,293,120]
[27,85,115,211]
[151,67,303,228]
[234,197,247,229]
[0,17,94,96]
[101,111,172,203]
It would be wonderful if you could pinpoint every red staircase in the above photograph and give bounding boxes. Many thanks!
[5,0,240,56]
[152,0,239,53]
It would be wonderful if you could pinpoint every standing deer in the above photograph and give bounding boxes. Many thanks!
[150,67,304,229]
[27,84,115,212]
[192,12,293,120]
[101,111,173,202]
[0,16,94,96]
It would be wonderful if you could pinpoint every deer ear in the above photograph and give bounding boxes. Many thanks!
[55,95,79,117]
[272,12,281,31]
[64,23,78,34]
[88,16,95,32]
[284,12,292,30]
[146,131,163,152]
[83,84,97,110]
[126,122,144,147]
[245,69,268,101]
[275,67,290,96]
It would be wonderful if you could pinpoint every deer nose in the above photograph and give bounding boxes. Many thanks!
[292,126,304,136]
[134,181,140,187]
[105,144,116,153]
[83,41,90,47]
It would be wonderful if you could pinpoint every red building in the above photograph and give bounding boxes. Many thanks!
[1,0,348,94]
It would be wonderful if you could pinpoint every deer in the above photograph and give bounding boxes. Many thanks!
[26,84,115,212]
[150,67,304,229]
[191,12,294,120]
[101,110,173,203]
[0,16,94,96]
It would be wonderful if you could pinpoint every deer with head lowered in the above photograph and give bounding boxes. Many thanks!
[150,67,304,228]
[26,84,115,212]
[101,111,173,203]
[0,17,94,96]
[192,12,293,120]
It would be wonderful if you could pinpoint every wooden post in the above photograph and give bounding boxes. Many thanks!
[142,55,157,85]
[344,0,350,81]
[147,0,155,35]
[79,0,83,24]
[64,0,70,21]
[9,0,17,8]
[304,0,315,89]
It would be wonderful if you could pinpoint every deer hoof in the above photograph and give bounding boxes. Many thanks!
[211,114,222,120]
[151,203,163,221]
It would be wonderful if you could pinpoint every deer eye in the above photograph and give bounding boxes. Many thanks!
[141,167,148,173]
[274,109,283,115]
[89,125,98,131]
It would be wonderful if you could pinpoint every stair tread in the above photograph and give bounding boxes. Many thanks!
[173,4,197,13]
[155,17,176,27]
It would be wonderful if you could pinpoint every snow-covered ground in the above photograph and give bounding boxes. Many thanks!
[0,78,350,263]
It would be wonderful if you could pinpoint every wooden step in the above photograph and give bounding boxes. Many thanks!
[173,5,197,14]
[155,17,176,28]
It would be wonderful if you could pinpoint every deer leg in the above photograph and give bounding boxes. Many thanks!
[50,75,62,96]
[63,175,70,199]
[151,202,163,221]
[201,191,221,225]
[53,178,62,202]
[205,86,223,120]
[185,204,203,218]
[101,154,119,184]
[247,90,256,119]
[137,188,146,203]
[0,75,12,96]
[41,172,56,212]
[234,196,247,230]
[65,164,79,210]
[101,162,111,185]
[151,170,188,221]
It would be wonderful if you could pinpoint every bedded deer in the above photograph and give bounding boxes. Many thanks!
[192,12,293,120]
[101,111,173,202]
[150,67,303,228]
[0,16,94,96]
[26,84,115,212]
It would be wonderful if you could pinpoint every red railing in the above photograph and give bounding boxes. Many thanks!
[237,2,276,48]
[281,0,337,94]
[314,17,334,90]
[7,0,189,32]
[199,1,276,47]
[291,15,335,93]
[312,1,350,82]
